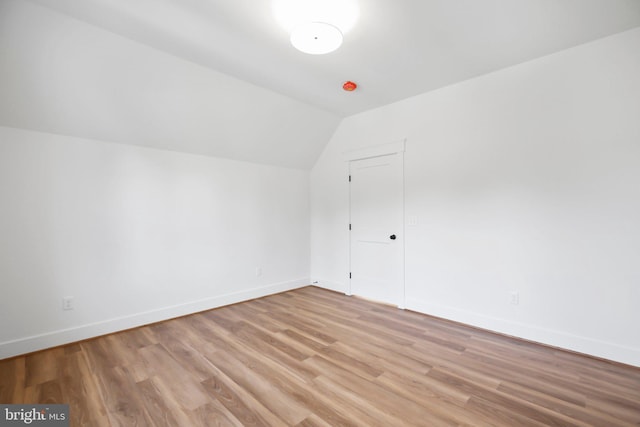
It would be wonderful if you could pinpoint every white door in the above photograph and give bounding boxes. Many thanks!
[349,152,404,307]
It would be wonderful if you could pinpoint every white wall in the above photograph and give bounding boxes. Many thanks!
[0,126,310,358]
[311,28,640,366]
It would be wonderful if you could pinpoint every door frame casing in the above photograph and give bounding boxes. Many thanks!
[344,140,406,309]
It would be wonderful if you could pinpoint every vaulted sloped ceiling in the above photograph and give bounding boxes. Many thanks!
[0,0,340,169]
[2,0,640,169]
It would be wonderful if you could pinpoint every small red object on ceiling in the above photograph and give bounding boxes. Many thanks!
[342,81,357,91]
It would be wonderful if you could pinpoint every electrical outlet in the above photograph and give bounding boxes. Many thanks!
[256,267,262,277]
[62,296,74,311]
[407,215,418,226]
[510,291,519,305]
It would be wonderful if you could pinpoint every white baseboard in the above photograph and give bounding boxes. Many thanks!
[0,278,309,359]
[311,278,348,294]
[406,297,640,368]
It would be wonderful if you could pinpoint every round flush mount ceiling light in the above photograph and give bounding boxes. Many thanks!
[290,22,343,55]
[273,0,359,54]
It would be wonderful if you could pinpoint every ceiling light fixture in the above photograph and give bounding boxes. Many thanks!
[273,0,359,55]
[290,22,343,55]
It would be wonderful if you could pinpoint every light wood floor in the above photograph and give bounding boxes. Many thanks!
[1,286,639,426]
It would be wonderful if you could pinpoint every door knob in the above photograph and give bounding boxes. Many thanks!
[390,234,396,240]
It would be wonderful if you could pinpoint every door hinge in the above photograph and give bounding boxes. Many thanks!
[349,272,352,279]
[348,175,351,182]
[349,223,351,230]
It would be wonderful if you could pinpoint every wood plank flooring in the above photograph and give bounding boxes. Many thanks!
[1,286,639,426]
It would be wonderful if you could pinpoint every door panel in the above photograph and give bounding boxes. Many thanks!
[349,153,403,307]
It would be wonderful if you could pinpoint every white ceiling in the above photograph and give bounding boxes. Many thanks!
[3,0,640,170]
[26,0,640,117]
